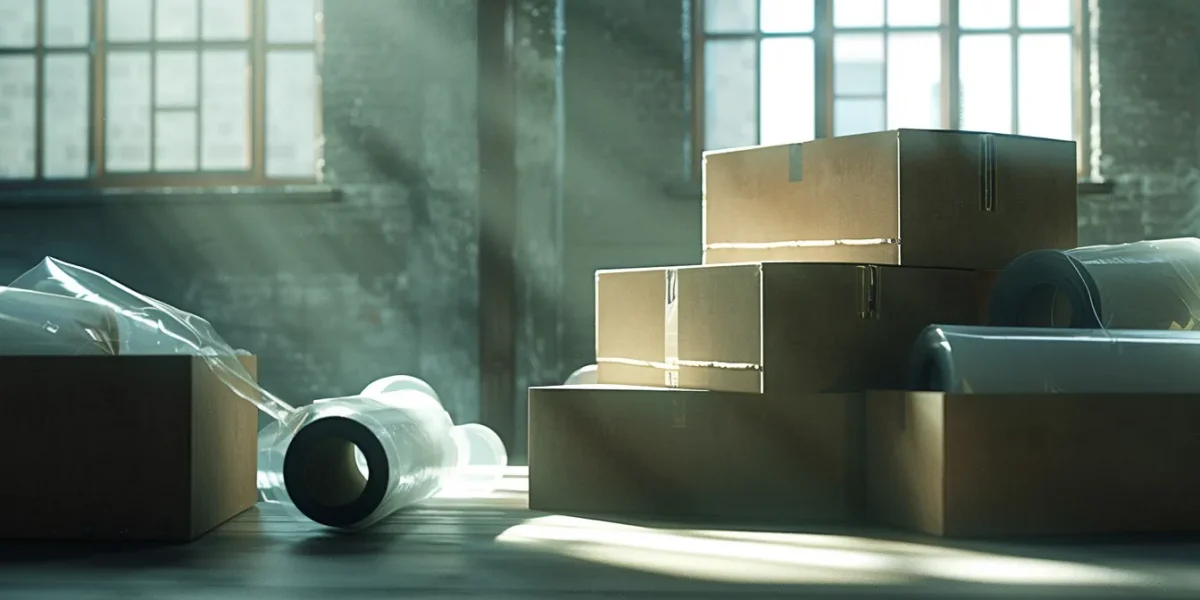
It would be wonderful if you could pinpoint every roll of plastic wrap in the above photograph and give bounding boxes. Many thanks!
[0,287,120,355]
[256,375,507,529]
[564,364,598,385]
[989,238,1200,330]
[909,324,1200,394]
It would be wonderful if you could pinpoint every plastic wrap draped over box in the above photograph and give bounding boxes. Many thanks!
[989,237,1200,330]
[0,258,508,530]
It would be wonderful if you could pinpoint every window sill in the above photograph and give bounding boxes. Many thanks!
[1076,179,1115,196]
[0,184,342,209]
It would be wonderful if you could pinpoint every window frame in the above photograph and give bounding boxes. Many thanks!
[0,0,325,192]
[691,0,1093,179]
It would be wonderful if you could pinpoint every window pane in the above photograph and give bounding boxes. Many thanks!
[108,0,153,42]
[834,0,885,28]
[704,0,756,34]
[704,40,757,150]
[267,0,316,43]
[1018,34,1073,140]
[156,51,198,108]
[887,0,941,26]
[834,34,884,96]
[105,52,153,172]
[45,0,92,47]
[834,98,885,136]
[760,37,815,145]
[155,111,198,171]
[0,0,37,48]
[202,0,249,40]
[760,0,813,34]
[887,33,941,129]
[156,0,199,40]
[200,50,250,170]
[1018,0,1072,28]
[0,56,36,177]
[266,50,317,177]
[43,53,90,178]
[959,0,1011,30]
[959,35,1013,133]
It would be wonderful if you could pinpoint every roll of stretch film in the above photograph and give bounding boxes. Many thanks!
[909,324,1200,394]
[989,238,1200,330]
[257,376,508,529]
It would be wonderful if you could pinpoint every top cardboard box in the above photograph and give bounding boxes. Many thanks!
[702,129,1078,270]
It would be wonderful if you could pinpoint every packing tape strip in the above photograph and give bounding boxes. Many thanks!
[594,357,762,371]
[704,237,898,250]
[664,268,679,387]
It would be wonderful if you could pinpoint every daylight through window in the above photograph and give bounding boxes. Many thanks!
[0,0,322,186]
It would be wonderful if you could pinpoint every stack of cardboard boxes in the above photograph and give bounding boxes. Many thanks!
[527,130,1200,537]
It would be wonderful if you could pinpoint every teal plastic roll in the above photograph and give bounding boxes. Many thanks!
[910,324,1200,394]
[989,238,1200,330]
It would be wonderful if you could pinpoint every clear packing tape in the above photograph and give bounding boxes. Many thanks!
[0,257,508,530]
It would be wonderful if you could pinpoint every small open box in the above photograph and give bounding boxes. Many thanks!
[866,390,1200,537]
[0,355,259,541]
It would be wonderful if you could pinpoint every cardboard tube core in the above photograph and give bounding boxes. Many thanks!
[283,416,390,528]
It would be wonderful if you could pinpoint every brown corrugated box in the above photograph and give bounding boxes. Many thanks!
[702,129,1077,270]
[866,391,1200,537]
[0,355,259,541]
[596,262,989,393]
[528,385,863,524]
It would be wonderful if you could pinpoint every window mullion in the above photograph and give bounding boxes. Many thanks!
[1010,0,1020,134]
[943,0,959,129]
[34,0,45,178]
[815,0,832,138]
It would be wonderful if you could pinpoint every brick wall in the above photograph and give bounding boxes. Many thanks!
[1080,0,1200,244]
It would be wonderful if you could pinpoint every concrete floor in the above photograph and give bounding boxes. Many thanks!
[1,470,1198,599]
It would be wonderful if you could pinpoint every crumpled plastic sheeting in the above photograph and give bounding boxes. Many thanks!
[0,286,120,355]
[5,257,294,420]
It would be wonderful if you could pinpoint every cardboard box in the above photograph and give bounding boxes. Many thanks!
[702,130,1077,270]
[866,391,1200,537]
[596,262,984,393]
[0,355,259,541]
[528,385,863,524]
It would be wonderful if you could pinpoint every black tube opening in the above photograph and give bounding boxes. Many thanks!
[283,416,389,528]
[1016,283,1074,328]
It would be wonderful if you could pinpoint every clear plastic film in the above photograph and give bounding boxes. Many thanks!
[989,237,1200,330]
[6,257,294,420]
[909,324,1200,394]
[0,286,120,355]
[563,364,598,385]
[1,257,509,529]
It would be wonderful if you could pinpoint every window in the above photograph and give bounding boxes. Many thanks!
[0,0,322,188]
[694,0,1088,174]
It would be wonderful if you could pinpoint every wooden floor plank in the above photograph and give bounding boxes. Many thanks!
[1,473,1198,599]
